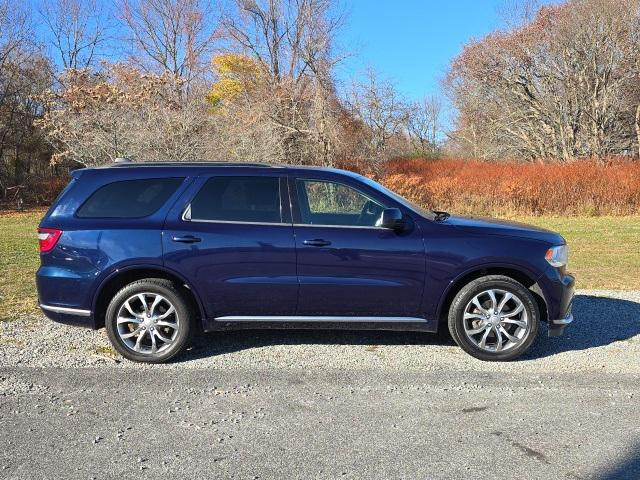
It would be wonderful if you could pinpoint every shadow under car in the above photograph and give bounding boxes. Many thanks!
[176,294,640,362]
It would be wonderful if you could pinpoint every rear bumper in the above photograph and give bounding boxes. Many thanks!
[36,263,98,328]
[40,304,91,316]
[39,303,96,328]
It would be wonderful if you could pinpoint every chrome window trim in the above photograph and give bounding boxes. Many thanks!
[181,203,289,226]
[182,204,192,220]
[214,315,427,323]
[183,213,291,227]
[40,304,91,317]
[181,218,389,230]
[292,223,387,230]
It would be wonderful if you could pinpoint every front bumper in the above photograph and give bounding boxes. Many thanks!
[548,310,573,337]
[544,270,575,337]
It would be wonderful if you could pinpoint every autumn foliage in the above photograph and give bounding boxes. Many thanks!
[446,0,640,162]
[380,158,640,216]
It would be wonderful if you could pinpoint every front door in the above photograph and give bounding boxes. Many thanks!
[163,174,297,319]
[291,177,426,317]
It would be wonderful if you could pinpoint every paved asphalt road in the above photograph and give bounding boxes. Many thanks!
[1,368,639,480]
[1,290,639,479]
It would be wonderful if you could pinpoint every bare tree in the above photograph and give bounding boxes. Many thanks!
[118,0,221,87]
[446,0,640,161]
[38,0,111,72]
[406,95,442,157]
[1,1,55,199]
[216,0,348,166]
[0,2,27,63]
[348,69,409,158]
[223,0,344,85]
[498,0,541,29]
[39,65,215,166]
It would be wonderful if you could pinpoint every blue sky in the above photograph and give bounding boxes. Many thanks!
[336,0,543,100]
[31,0,555,103]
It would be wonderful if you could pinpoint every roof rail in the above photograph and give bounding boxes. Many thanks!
[109,161,279,168]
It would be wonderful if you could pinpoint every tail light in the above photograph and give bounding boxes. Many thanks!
[37,228,62,253]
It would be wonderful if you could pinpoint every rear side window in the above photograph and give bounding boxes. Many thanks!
[189,176,281,223]
[43,177,77,218]
[76,178,183,218]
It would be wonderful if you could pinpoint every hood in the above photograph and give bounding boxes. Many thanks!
[442,215,565,245]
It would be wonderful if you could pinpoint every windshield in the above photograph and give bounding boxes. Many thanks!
[355,174,437,220]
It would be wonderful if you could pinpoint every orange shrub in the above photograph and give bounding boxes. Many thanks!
[379,158,640,216]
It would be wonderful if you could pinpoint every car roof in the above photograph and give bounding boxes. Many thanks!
[80,161,363,179]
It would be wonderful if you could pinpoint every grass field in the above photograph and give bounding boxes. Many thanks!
[1,210,639,321]
[515,216,640,290]
[0,210,45,320]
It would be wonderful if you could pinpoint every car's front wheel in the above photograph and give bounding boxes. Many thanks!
[105,279,193,363]
[448,275,539,361]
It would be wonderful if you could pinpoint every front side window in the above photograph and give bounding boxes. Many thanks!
[189,176,282,223]
[296,179,385,227]
[76,178,184,218]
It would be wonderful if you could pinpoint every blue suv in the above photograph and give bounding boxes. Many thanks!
[36,161,575,363]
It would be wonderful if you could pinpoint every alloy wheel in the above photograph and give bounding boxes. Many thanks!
[115,292,180,355]
[462,288,530,353]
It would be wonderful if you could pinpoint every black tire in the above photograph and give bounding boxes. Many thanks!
[105,278,193,363]
[448,275,539,361]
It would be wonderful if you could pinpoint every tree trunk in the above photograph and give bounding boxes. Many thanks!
[635,104,640,159]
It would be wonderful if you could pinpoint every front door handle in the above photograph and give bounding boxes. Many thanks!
[303,239,332,247]
[172,235,201,243]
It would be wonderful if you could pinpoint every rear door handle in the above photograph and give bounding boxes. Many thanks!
[303,239,332,247]
[172,235,201,243]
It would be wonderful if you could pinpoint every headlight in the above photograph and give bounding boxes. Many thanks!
[545,244,568,268]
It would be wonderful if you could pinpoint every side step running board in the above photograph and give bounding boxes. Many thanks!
[214,316,428,323]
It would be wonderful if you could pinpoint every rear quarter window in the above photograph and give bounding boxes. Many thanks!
[76,178,184,218]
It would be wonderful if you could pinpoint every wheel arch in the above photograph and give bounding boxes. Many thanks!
[92,265,205,330]
[436,265,548,328]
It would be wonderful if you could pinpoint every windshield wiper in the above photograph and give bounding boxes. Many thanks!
[433,210,450,222]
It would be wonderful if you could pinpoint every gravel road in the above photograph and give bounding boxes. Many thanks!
[1,289,639,479]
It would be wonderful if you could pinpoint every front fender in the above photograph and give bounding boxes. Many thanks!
[433,261,546,324]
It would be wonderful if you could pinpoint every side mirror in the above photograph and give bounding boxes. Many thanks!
[379,208,405,231]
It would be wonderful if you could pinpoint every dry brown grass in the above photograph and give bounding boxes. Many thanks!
[380,158,640,216]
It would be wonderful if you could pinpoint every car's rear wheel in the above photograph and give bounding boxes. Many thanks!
[448,275,539,361]
[105,279,193,363]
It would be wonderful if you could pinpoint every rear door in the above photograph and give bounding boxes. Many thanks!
[163,173,297,320]
[291,175,427,317]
